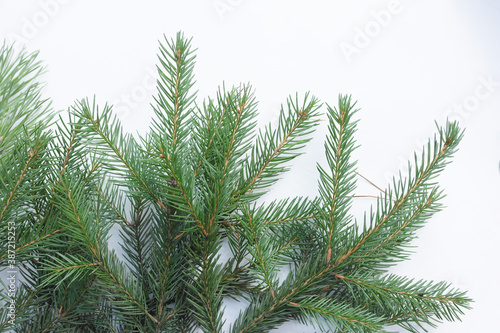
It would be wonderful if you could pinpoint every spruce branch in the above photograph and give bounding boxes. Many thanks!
[235,92,321,202]
[291,295,384,332]
[316,95,359,265]
[333,273,471,331]
[334,121,463,272]
[152,32,197,163]
[0,43,55,157]
[0,32,471,332]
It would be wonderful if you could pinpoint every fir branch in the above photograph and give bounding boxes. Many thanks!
[0,141,42,223]
[333,273,471,330]
[359,188,440,262]
[204,85,257,231]
[0,43,54,156]
[72,98,171,214]
[262,197,319,225]
[95,183,131,227]
[0,285,37,331]
[316,95,359,265]
[185,232,225,332]
[291,295,384,332]
[37,276,97,333]
[234,93,321,202]
[52,176,156,326]
[242,210,278,298]
[0,228,63,262]
[231,258,335,333]
[152,31,197,163]
[0,32,471,333]
[144,205,186,330]
[334,121,463,270]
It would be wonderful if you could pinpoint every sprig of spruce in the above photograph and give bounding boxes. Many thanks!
[0,33,471,333]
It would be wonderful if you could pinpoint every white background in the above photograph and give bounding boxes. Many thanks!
[1,0,499,332]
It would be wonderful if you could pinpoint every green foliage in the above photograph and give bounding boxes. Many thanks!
[0,33,471,332]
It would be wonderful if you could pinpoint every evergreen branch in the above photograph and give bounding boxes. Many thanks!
[54,261,100,274]
[98,250,158,325]
[58,179,99,256]
[231,260,333,333]
[154,227,183,323]
[73,98,170,212]
[36,112,86,234]
[149,32,208,234]
[0,285,38,331]
[56,123,77,183]
[0,44,54,156]
[206,85,257,231]
[162,162,208,235]
[334,273,471,329]
[317,95,358,264]
[234,93,321,202]
[152,31,196,163]
[185,233,225,332]
[219,260,253,297]
[245,211,277,298]
[334,121,463,269]
[38,276,97,333]
[179,85,258,331]
[0,130,58,267]
[262,197,319,225]
[120,198,151,279]
[0,228,63,262]
[290,295,383,332]
[137,202,185,329]
[256,197,319,266]
[359,189,439,262]
[53,177,156,325]
[264,213,319,225]
[158,309,180,326]
[221,221,254,297]
[95,183,131,227]
[0,144,41,222]
[0,33,471,332]
[192,88,232,177]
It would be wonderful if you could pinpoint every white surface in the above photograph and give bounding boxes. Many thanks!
[1,0,499,332]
